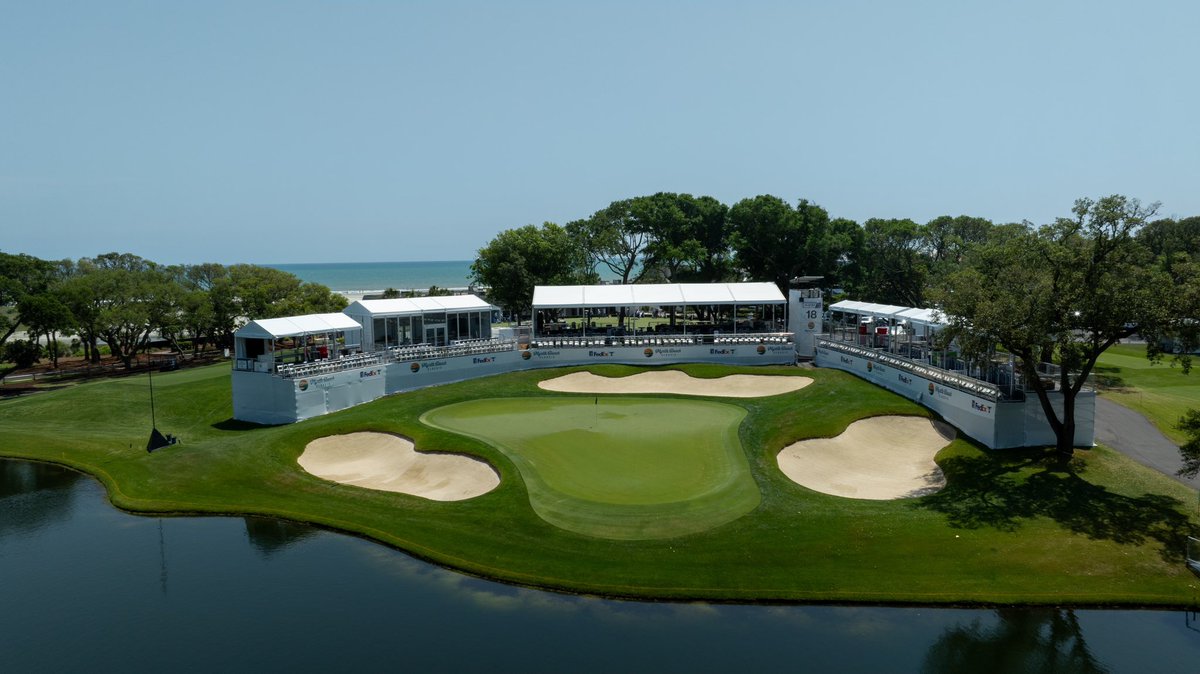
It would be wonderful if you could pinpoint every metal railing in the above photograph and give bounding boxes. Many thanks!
[530,332,793,349]
[816,337,1003,401]
[239,338,520,378]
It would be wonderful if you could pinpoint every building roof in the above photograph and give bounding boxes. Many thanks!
[345,294,493,317]
[830,300,948,327]
[236,313,363,340]
[829,300,910,318]
[532,282,786,309]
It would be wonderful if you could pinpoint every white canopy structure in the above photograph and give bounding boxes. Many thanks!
[345,295,493,316]
[828,300,909,321]
[234,312,364,372]
[531,282,789,339]
[532,282,785,308]
[344,294,496,349]
[236,313,363,340]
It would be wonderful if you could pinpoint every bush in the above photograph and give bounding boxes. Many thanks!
[3,339,44,368]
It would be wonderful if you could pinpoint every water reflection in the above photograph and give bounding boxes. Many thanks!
[0,459,81,539]
[242,515,319,558]
[922,608,1106,673]
[3,456,1199,674]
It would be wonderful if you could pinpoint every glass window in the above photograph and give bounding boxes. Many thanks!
[373,318,386,349]
[470,312,481,338]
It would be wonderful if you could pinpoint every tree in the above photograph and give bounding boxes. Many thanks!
[471,223,590,323]
[729,196,836,293]
[0,252,59,351]
[567,199,651,285]
[634,192,733,283]
[858,218,928,306]
[935,195,1171,457]
[1176,409,1200,478]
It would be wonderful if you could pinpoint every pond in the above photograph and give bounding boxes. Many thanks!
[2,458,1199,673]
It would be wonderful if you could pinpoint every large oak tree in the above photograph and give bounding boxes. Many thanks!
[934,196,1174,456]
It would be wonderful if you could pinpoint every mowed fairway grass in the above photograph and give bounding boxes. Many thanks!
[1096,343,1200,444]
[421,397,758,539]
[1,361,1198,605]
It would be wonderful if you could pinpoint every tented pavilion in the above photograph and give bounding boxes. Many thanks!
[531,282,789,343]
[828,300,945,354]
[344,295,496,350]
[234,313,364,373]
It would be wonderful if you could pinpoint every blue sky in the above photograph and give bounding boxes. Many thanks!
[2,1,1197,265]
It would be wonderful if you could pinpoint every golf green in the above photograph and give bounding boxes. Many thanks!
[420,396,760,540]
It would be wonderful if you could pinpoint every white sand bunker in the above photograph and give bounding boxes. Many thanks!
[777,416,952,500]
[298,432,499,501]
[538,370,813,398]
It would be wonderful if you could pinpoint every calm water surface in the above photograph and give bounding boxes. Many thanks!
[2,458,1199,673]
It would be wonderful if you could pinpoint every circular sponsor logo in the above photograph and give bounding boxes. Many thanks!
[807,321,815,330]
[410,362,421,373]
[521,350,532,360]
[756,345,766,355]
[928,382,935,394]
[298,379,309,391]
[644,348,654,358]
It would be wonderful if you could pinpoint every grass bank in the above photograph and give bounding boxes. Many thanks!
[0,362,1197,605]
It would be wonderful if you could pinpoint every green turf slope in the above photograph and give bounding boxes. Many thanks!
[421,397,760,539]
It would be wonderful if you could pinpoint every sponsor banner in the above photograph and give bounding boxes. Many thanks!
[521,344,793,367]
[815,344,1000,447]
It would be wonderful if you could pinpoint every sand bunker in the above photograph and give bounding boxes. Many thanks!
[298,432,499,501]
[538,370,813,398]
[776,416,951,500]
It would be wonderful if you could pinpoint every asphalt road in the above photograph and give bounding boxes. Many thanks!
[1094,396,1200,489]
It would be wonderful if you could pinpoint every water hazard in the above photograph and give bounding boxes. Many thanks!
[2,458,1199,672]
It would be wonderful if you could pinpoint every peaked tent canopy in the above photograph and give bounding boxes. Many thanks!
[532,282,786,309]
[235,313,363,340]
[346,295,494,316]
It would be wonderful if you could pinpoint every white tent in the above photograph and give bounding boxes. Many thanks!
[236,313,363,339]
[532,282,785,309]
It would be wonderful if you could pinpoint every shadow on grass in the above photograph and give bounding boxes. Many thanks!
[914,448,1191,563]
[211,418,267,432]
[1091,364,1127,389]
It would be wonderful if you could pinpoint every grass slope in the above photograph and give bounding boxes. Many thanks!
[1095,343,1200,444]
[1,361,1197,605]
[421,396,758,539]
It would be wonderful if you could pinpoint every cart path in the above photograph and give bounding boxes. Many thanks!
[1094,397,1200,489]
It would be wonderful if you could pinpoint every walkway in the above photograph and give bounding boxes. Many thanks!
[1094,397,1200,489]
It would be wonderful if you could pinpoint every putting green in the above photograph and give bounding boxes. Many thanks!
[420,397,760,540]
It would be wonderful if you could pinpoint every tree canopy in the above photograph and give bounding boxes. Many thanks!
[470,223,590,322]
[0,252,344,370]
[934,196,1174,456]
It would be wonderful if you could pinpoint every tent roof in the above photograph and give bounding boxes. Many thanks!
[236,313,362,340]
[345,294,493,317]
[894,307,944,326]
[830,300,950,327]
[829,300,909,318]
[531,282,786,309]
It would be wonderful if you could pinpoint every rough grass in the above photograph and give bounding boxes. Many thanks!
[1,361,1198,605]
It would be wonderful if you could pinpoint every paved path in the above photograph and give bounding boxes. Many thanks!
[1094,397,1200,489]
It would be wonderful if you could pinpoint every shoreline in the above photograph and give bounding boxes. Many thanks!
[3,452,1193,609]
[2,362,1196,608]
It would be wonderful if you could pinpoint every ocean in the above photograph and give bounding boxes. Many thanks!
[267,260,474,294]
[269,259,621,295]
